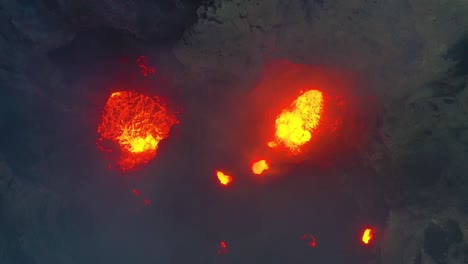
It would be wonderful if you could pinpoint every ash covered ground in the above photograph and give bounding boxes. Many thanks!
[0,0,468,264]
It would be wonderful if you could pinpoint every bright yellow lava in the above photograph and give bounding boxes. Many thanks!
[216,170,233,186]
[118,133,160,153]
[269,89,323,153]
[362,228,373,244]
[252,160,269,175]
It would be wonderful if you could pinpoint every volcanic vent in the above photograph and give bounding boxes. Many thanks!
[97,90,178,172]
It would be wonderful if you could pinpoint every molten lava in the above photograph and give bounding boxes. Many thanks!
[361,228,373,245]
[97,91,178,171]
[268,89,324,153]
[252,159,269,175]
[216,171,233,186]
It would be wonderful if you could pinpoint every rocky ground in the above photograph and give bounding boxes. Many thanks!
[0,0,467,263]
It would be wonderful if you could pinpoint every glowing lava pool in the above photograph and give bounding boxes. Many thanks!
[97,91,178,172]
[243,59,376,169]
[268,89,324,153]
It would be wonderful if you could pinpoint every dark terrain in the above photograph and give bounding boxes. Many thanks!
[0,0,467,264]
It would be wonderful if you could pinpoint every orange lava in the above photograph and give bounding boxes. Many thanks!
[216,171,233,186]
[361,228,373,245]
[268,89,324,153]
[252,159,269,175]
[97,91,178,171]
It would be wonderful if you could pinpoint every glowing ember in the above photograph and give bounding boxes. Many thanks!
[301,234,317,248]
[143,198,151,206]
[252,159,269,175]
[361,228,373,245]
[216,171,233,186]
[269,89,324,153]
[136,56,156,77]
[97,91,178,171]
[132,188,140,197]
[217,241,228,255]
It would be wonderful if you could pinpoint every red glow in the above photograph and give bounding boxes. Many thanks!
[119,57,129,64]
[216,170,233,186]
[251,159,269,175]
[97,91,178,172]
[247,59,373,168]
[143,199,151,207]
[132,188,140,197]
[217,241,228,255]
[301,234,317,248]
[361,228,373,245]
[136,56,156,77]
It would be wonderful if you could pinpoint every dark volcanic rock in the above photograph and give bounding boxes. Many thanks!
[423,219,463,264]
[1,0,468,263]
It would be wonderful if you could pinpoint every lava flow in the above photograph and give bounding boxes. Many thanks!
[268,89,324,153]
[252,159,269,175]
[97,91,178,171]
[247,59,366,166]
[361,228,373,245]
[216,170,233,186]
